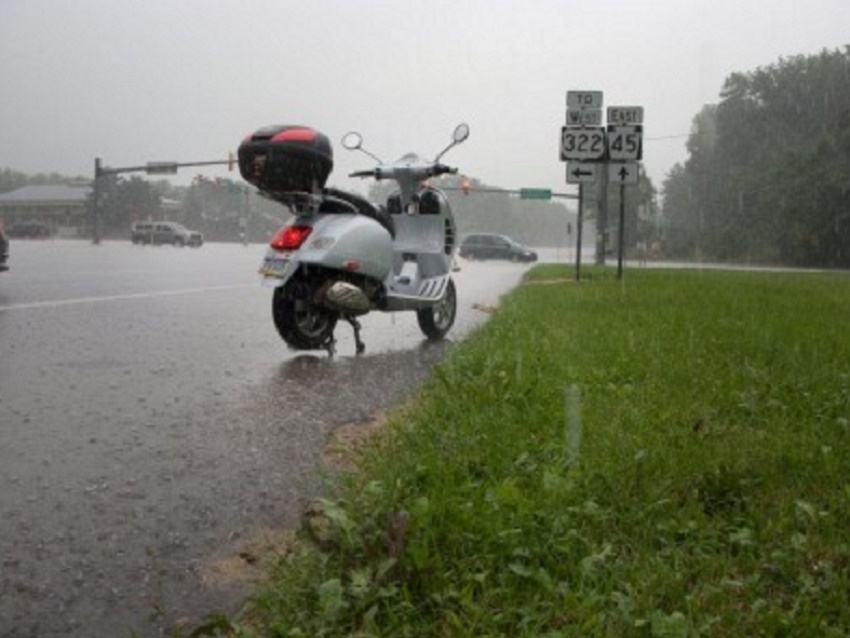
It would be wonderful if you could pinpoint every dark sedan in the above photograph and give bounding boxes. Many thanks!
[459,233,538,262]
[6,220,51,238]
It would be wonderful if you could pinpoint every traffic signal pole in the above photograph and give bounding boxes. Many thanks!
[91,156,234,244]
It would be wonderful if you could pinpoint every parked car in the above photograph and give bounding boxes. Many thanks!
[131,221,203,247]
[6,220,51,238]
[459,233,538,262]
[0,222,9,272]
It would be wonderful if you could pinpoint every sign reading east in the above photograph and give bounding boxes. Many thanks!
[607,106,644,125]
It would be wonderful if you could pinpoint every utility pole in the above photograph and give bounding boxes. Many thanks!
[92,158,102,244]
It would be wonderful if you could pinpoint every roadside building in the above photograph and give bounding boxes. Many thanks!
[0,184,92,237]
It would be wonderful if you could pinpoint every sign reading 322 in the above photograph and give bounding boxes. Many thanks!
[607,125,643,161]
[560,126,606,161]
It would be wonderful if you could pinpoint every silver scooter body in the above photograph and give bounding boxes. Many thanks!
[259,206,394,288]
[256,123,469,353]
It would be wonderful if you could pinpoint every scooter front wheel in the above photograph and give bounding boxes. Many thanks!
[272,282,338,350]
[417,278,457,340]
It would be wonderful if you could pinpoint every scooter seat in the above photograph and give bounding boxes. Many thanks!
[323,187,395,238]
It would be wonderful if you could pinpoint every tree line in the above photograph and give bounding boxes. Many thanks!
[3,162,660,251]
[662,46,850,267]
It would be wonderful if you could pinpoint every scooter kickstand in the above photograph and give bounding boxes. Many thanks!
[345,316,366,354]
[323,334,337,358]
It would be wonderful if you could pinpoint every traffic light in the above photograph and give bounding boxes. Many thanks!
[461,176,471,195]
[228,152,236,172]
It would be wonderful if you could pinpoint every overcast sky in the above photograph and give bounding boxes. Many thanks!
[1,0,848,198]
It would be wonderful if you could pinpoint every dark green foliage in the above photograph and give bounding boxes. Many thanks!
[662,46,850,267]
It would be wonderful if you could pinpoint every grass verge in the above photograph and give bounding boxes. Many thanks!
[211,265,850,637]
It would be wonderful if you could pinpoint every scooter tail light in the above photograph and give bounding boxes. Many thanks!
[270,225,312,250]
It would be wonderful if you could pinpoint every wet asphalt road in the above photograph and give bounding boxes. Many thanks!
[0,239,540,637]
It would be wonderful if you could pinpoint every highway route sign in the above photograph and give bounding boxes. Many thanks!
[608,162,640,185]
[607,125,643,161]
[566,161,599,184]
[560,126,606,161]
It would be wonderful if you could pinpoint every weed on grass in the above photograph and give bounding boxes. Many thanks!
[216,267,850,637]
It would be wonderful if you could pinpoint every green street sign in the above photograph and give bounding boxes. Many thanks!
[519,188,552,200]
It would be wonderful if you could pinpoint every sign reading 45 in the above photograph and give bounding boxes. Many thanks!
[560,126,606,162]
[607,125,643,161]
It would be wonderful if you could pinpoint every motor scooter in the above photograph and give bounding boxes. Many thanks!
[238,122,470,355]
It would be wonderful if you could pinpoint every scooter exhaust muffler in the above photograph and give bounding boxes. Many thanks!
[321,281,371,315]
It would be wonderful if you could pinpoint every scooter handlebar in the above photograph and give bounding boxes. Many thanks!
[431,164,458,176]
[349,164,457,180]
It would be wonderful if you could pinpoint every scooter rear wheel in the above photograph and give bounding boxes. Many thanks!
[272,282,338,350]
[417,278,457,340]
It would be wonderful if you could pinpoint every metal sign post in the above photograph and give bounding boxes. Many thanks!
[559,95,646,279]
[617,183,626,279]
[561,90,604,281]
[576,183,584,282]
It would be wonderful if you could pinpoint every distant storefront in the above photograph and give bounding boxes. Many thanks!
[0,184,92,237]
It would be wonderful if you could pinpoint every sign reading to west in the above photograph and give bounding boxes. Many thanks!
[566,109,602,126]
[566,91,603,110]
[607,125,643,161]
[607,106,644,125]
[560,126,606,161]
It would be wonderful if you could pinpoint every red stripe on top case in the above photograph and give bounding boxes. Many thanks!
[271,128,317,143]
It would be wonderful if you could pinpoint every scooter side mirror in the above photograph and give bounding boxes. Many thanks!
[435,123,471,162]
[342,132,363,151]
[453,123,470,144]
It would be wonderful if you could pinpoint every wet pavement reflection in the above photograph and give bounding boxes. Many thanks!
[0,240,540,636]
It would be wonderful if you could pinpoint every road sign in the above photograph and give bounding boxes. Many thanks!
[566,108,602,126]
[146,162,178,175]
[608,162,640,185]
[519,188,553,200]
[560,126,606,161]
[607,106,644,125]
[567,162,599,184]
[567,90,603,110]
[607,125,643,161]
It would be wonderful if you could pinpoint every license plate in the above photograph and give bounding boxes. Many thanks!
[259,255,292,279]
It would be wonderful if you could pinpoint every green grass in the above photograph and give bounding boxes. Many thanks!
[219,266,850,637]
